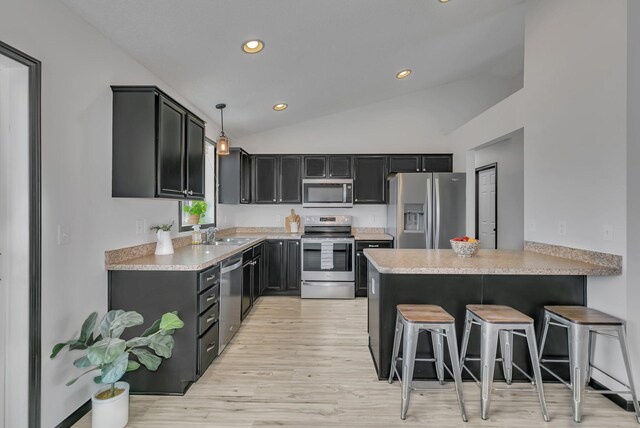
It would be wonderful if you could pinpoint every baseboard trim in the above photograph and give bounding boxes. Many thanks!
[590,379,637,412]
[55,399,90,428]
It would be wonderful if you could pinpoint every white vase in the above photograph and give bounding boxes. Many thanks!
[91,381,129,428]
[155,230,174,255]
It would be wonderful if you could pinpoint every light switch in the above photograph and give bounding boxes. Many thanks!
[558,221,567,236]
[135,219,146,235]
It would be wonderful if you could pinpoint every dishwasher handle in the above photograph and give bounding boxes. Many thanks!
[221,259,243,274]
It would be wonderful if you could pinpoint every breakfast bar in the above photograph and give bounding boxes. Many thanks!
[364,245,621,381]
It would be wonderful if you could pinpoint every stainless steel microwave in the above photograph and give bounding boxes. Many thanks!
[302,179,353,208]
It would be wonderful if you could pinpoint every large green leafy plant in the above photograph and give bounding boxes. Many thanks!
[50,310,184,398]
[183,201,208,219]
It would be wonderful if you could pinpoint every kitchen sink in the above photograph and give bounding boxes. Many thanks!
[202,237,254,246]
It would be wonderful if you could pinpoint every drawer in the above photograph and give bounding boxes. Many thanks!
[198,322,219,375]
[198,265,220,292]
[253,243,263,257]
[242,247,253,261]
[356,240,393,251]
[199,302,219,335]
[198,284,219,314]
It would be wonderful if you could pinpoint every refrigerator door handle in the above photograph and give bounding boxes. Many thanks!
[434,177,441,249]
[426,177,433,248]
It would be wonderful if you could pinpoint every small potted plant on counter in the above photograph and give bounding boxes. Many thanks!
[183,201,208,225]
[150,221,174,255]
[50,310,184,428]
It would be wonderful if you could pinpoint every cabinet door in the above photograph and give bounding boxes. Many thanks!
[157,95,186,197]
[286,240,300,291]
[303,156,327,178]
[252,254,262,303]
[389,155,421,173]
[421,155,453,172]
[355,252,368,296]
[185,115,205,199]
[254,156,278,203]
[328,156,352,178]
[265,240,285,291]
[353,156,387,204]
[279,156,302,203]
[241,151,252,203]
[241,262,252,320]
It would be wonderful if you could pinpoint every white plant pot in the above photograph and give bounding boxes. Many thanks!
[91,381,129,428]
[155,230,174,255]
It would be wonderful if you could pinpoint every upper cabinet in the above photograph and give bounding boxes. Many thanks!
[421,154,453,172]
[112,86,205,200]
[253,156,278,203]
[219,148,252,204]
[303,155,352,179]
[353,156,387,204]
[253,155,302,204]
[389,154,453,173]
[389,155,421,173]
[279,156,302,203]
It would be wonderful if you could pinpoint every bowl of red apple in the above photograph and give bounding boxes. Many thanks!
[450,236,481,258]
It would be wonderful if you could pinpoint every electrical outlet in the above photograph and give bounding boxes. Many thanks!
[603,224,614,241]
[135,219,147,235]
[369,215,376,223]
[558,221,567,236]
[57,224,70,246]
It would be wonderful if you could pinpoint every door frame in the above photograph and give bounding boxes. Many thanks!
[475,163,498,249]
[0,40,42,428]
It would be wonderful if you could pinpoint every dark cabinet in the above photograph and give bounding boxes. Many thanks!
[421,154,453,172]
[112,86,205,200]
[328,155,352,178]
[108,264,220,394]
[264,240,301,295]
[279,156,302,203]
[304,156,327,178]
[355,240,393,297]
[353,156,387,204]
[219,148,252,204]
[253,156,278,203]
[242,257,253,320]
[242,245,263,320]
[252,249,263,303]
[389,155,421,173]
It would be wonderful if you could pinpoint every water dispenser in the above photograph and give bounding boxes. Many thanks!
[403,204,424,232]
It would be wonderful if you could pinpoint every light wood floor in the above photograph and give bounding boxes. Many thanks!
[76,297,637,427]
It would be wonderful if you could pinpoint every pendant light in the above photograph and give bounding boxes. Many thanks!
[216,103,230,156]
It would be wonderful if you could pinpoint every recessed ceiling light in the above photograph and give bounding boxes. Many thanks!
[242,39,264,54]
[273,103,288,111]
[396,69,412,79]
[438,0,450,3]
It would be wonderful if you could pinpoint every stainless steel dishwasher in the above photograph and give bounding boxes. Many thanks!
[218,255,243,355]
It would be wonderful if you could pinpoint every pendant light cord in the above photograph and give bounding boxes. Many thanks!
[220,107,225,136]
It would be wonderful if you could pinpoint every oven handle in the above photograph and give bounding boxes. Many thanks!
[301,238,355,243]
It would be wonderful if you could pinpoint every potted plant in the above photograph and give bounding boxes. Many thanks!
[51,310,184,428]
[150,222,174,255]
[183,201,208,225]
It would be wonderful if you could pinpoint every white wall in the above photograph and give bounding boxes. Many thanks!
[0,57,30,428]
[473,130,524,249]
[0,1,218,425]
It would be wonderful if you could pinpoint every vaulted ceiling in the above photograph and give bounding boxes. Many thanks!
[62,0,525,136]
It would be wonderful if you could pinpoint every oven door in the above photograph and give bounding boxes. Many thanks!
[301,237,355,281]
[302,179,353,208]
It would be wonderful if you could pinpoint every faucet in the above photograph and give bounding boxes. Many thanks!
[205,227,220,244]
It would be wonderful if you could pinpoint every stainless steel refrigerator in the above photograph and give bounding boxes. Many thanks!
[387,173,466,249]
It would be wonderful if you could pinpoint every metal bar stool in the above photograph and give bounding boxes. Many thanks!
[460,304,550,421]
[539,305,640,423]
[388,304,467,421]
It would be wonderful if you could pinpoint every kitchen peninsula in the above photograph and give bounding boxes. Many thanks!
[364,244,621,381]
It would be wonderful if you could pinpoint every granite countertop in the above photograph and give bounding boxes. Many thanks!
[363,249,620,276]
[107,232,302,271]
[353,232,394,241]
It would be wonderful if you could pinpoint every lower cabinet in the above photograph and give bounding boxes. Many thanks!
[263,239,301,295]
[356,240,393,297]
[108,264,221,394]
[242,243,264,320]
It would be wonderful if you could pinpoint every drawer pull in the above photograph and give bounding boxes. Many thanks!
[206,294,216,302]
[206,274,216,281]
[206,315,216,323]
[206,342,216,352]
[369,245,379,248]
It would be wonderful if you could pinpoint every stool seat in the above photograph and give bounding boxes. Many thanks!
[397,304,454,323]
[466,304,533,324]
[544,305,623,325]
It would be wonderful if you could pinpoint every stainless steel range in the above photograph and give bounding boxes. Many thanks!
[301,215,355,299]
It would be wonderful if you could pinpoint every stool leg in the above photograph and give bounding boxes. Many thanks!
[538,312,551,360]
[499,330,513,385]
[389,312,403,384]
[459,312,473,368]
[445,323,468,422]
[525,324,550,422]
[480,323,498,420]
[401,321,418,420]
[568,324,590,423]
[432,329,445,385]
[615,325,640,423]
[587,330,596,385]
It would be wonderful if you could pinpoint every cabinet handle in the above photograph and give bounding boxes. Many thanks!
[188,190,194,196]
[416,168,420,172]
[280,242,283,245]
[206,275,216,281]
[206,315,216,323]
[422,168,426,172]
[279,198,282,202]
[206,342,216,352]
[273,199,276,202]
[206,294,216,302]
[355,198,358,202]
[356,253,361,257]
[182,189,188,195]
[369,245,379,248]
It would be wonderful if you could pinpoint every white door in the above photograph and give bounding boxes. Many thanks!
[478,167,497,249]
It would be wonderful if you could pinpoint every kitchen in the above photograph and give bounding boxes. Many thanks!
[1,1,639,427]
